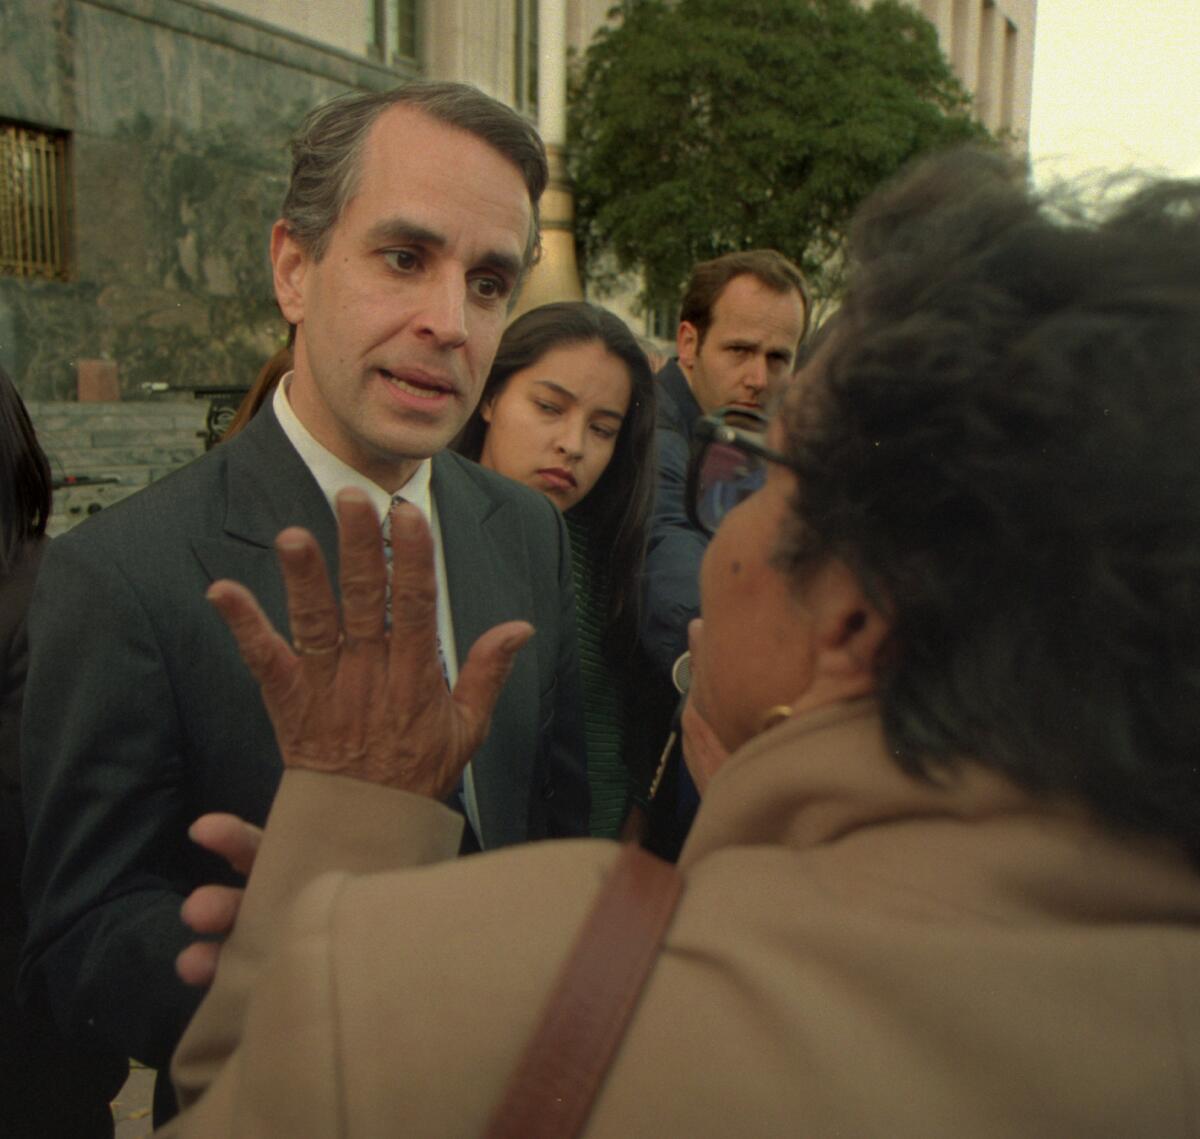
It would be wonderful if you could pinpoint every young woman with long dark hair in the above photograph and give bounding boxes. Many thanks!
[455,302,657,836]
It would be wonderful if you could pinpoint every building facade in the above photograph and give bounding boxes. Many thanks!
[2,0,412,401]
[916,0,1036,146]
[1,0,1035,403]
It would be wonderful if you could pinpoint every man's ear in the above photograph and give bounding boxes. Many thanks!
[270,220,309,325]
[677,321,700,371]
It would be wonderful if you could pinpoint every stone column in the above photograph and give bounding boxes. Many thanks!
[511,0,584,317]
[950,0,982,94]
[425,0,467,81]
[983,6,1011,136]
[921,0,953,45]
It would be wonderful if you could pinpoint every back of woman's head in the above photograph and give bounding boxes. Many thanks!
[0,365,52,574]
[456,301,657,654]
[775,148,1200,859]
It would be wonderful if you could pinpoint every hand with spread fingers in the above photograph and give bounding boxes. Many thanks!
[206,487,534,799]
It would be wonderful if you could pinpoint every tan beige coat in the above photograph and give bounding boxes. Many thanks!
[163,701,1200,1137]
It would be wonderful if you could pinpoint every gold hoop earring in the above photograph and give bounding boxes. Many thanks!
[758,705,793,734]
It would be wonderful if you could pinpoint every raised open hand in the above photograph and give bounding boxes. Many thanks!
[206,487,533,798]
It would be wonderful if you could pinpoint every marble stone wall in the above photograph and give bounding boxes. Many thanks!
[26,397,208,534]
[1,0,410,400]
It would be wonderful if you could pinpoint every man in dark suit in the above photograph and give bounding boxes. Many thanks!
[18,81,588,1124]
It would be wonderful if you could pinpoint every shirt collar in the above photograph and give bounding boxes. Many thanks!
[272,374,434,526]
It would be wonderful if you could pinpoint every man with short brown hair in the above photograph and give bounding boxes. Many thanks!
[641,250,810,680]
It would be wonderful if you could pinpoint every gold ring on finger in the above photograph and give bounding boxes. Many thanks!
[292,631,344,656]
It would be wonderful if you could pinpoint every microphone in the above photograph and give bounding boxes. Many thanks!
[619,651,693,846]
[671,650,692,697]
[648,652,691,801]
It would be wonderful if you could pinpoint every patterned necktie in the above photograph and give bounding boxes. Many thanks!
[381,492,404,627]
[383,493,448,682]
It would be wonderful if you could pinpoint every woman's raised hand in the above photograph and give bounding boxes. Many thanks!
[206,487,533,799]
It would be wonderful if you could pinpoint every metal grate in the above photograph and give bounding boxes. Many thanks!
[0,123,69,281]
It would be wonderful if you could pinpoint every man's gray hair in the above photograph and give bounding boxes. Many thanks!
[281,81,548,268]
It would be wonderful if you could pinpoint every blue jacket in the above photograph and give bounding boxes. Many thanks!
[640,360,708,680]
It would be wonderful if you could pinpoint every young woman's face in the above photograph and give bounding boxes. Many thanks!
[478,340,632,511]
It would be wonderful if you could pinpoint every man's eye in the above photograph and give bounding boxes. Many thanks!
[471,275,507,300]
[383,249,419,272]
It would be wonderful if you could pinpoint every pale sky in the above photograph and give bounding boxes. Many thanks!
[1028,0,1200,185]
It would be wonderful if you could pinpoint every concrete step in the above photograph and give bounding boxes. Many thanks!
[25,400,212,535]
[25,400,207,430]
[43,445,208,478]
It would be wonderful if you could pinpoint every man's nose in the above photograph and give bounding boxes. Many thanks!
[743,356,769,392]
[414,272,468,349]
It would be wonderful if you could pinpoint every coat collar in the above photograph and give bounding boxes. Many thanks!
[190,425,521,653]
[431,451,525,661]
[680,697,1200,921]
[429,451,543,849]
[677,699,1011,863]
[219,403,340,555]
[190,406,339,630]
[655,359,704,442]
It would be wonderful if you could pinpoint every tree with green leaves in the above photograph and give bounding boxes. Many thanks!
[568,0,991,312]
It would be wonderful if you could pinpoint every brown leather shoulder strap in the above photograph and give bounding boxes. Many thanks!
[482,842,684,1139]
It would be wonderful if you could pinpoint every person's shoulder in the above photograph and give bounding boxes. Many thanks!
[436,451,561,527]
[0,535,47,637]
[654,365,693,433]
[2,534,48,587]
[58,402,297,546]
[294,837,623,1130]
[341,836,620,950]
[43,439,241,572]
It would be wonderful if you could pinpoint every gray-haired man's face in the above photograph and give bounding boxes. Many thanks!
[271,105,533,493]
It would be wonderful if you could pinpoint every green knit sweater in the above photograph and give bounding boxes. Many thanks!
[564,510,633,838]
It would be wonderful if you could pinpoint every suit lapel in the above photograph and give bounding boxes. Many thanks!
[434,452,539,848]
[191,406,339,635]
[434,453,526,657]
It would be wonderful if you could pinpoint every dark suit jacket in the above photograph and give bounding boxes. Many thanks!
[1,536,45,937]
[18,406,587,1070]
[3,535,127,1136]
[640,360,707,680]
